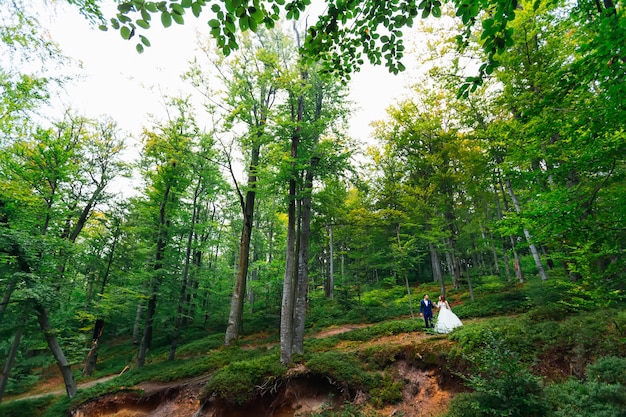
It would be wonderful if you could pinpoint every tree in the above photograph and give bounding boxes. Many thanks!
[133,98,198,367]
[187,29,288,346]
[0,112,126,399]
[85,0,522,87]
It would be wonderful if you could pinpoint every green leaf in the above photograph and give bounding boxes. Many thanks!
[118,3,133,13]
[172,13,184,24]
[192,3,202,16]
[249,17,257,31]
[239,15,249,31]
[120,26,132,40]
[171,3,185,15]
[137,19,150,29]
[98,24,108,31]
[161,11,172,27]
[140,35,151,46]
[136,43,145,53]
[432,6,441,18]
[250,6,265,23]
[208,18,220,28]
[181,0,193,7]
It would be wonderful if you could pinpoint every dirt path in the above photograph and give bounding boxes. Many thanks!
[6,374,119,402]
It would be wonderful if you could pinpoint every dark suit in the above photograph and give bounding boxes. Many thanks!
[420,298,434,328]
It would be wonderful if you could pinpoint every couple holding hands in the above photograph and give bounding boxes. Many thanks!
[419,294,463,334]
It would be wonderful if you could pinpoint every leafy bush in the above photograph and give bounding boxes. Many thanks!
[336,318,422,342]
[306,351,371,390]
[585,357,626,386]
[0,396,56,417]
[447,332,547,417]
[543,378,626,417]
[368,373,403,407]
[202,353,286,405]
[454,289,530,318]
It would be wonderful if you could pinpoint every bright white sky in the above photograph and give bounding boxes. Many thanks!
[44,2,420,149]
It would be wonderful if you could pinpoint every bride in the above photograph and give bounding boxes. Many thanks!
[434,295,463,334]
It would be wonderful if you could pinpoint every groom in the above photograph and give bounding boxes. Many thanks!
[419,294,434,328]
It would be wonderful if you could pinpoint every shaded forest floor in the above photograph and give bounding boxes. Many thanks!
[6,278,624,417]
[7,320,462,417]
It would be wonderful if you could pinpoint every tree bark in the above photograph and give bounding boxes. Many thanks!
[138,181,171,368]
[280,99,301,364]
[0,326,23,403]
[505,178,548,281]
[396,225,414,317]
[429,243,445,296]
[225,144,260,346]
[280,176,297,364]
[292,160,318,355]
[171,180,201,359]
[327,225,334,300]
[496,174,524,282]
[82,319,105,376]
[34,302,77,398]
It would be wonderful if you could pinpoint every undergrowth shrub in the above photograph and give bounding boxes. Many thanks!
[368,373,403,407]
[544,378,626,417]
[0,395,56,417]
[446,331,546,417]
[336,318,421,342]
[453,288,530,318]
[585,357,626,385]
[305,351,371,390]
[202,353,285,405]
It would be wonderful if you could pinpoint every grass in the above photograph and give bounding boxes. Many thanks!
[1,274,625,416]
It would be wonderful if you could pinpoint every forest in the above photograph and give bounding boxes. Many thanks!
[1,0,625,416]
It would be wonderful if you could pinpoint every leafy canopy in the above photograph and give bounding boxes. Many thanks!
[89,0,520,82]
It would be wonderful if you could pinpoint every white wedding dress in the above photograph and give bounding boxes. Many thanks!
[434,301,463,334]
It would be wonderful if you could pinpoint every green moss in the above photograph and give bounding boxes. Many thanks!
[202,353,286,405]
[368,373,403,407]
[306,351,372,389]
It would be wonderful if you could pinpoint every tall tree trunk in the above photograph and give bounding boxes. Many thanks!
[83,219,120,376]
[396,225,414,317]
[170,181,201,359]
[327,225,334,300]
[510,236,525,282]
[132,298,144,345]
[137,281,158,368]
[293,161,318,355]
[496,175,524,282]
[82,319,105,377]
[225,145,260,346]
[34,302,77,398]
[502,239,512,281]
[505,178,548,281]
[467,255,476,302]
[0,277,17,319]
[280,99,301,364]
[138,182,171,368]
[0,326,23,403]
[280,177,297,364]
[429,243,445,296]
[248,240,260,314]
[444,238,461,289]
